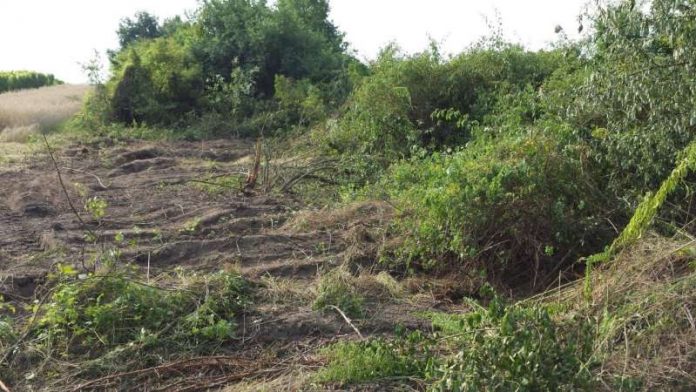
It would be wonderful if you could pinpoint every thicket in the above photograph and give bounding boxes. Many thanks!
[84,0,361,137]
[0,71,62,93]
[382,130,612,289]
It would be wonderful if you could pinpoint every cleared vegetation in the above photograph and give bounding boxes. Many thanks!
[1,0,695,391]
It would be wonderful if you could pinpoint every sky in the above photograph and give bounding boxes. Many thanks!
[0,0,590,84]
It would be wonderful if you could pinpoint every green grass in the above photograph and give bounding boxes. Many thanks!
[312,267,365,319]
[316,332,433,385]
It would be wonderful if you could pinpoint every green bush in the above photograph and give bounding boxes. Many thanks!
[325,44,565,182]
[316,298,595,391]
[382,130,611,286]
[560,0,696,195]
[432,299,595,391]
[94,0,357,134]
[108,32,204,125]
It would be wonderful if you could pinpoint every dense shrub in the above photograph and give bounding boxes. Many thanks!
[562,0,696,195]
[325,44,566,180]
[95,0,357,134]
[0,71,62,93]
[382,129,612,288]
[109,32,204,125]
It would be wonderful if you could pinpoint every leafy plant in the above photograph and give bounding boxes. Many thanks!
[382,130,610,288]
[85,197,108,220]
[431,299,595,392]
[36,270,249,354]
[316,331,433,384]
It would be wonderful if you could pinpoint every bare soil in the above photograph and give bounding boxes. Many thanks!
[0,138,461,391]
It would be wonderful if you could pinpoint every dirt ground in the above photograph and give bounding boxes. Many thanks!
[0,137,463,391]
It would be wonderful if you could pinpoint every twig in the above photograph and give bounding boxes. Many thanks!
[146,252,151,284]
[328,305,364,340]
[69,356,256,391]
[245,138,262,191]
[60,166,110,190]
[280,159,338,193]
[0,379,10,392]
[684,304,696,332]
[41,134,95,239]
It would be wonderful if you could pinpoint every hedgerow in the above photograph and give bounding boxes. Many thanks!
[0,71,62,93]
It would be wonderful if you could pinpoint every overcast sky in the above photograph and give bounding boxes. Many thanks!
[0,0,590,83]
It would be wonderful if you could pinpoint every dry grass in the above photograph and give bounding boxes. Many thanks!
[0,84,90,142]
[537,233,696,390]
[283,201,394,233]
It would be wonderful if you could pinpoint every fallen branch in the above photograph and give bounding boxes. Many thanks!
[0,379,10,392]
[328,305,364,340]
[60,166,110,190]
[281,164,337,192]
[69,356,256,391]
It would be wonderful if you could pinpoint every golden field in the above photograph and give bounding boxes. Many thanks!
[0,84,90,142]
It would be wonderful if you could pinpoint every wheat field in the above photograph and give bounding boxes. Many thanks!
[0,84,91,142]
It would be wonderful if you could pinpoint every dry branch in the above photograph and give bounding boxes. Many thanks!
[69,356,258,391]
[60,166,110,190]
[328,305,364,340]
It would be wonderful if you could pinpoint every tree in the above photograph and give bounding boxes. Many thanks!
[117,11,162,49]
[568,0,696,193]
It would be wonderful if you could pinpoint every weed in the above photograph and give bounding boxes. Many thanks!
[85,197,108,220]
[34,269,249,356]
[431,299,595,392]
[316,331,434,385]
[313,267,365,319]
[180,218,201,233]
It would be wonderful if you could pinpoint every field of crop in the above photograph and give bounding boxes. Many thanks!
[0,84,90,142]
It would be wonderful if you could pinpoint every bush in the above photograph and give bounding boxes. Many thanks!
[94,0,357,134]
[316,298,595,391]
[382,129,611,288]
[325,44,565,182]
[108,33,204,125]
[560,0,696,195]
[432,299,595,391]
